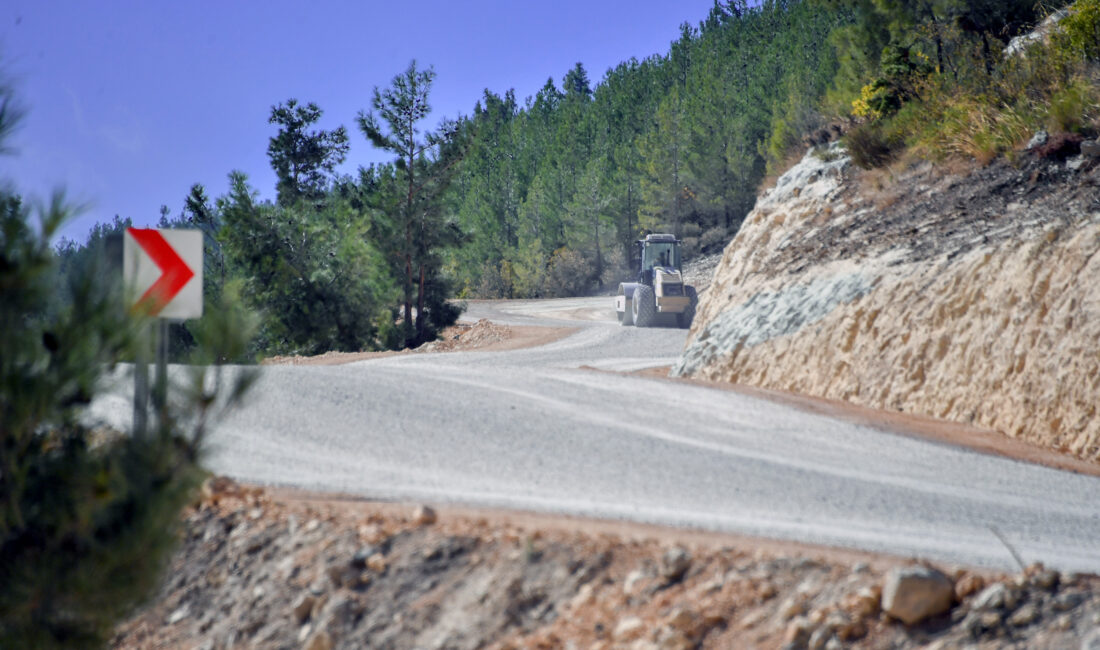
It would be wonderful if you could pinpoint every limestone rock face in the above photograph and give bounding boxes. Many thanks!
[676,145,1100,462]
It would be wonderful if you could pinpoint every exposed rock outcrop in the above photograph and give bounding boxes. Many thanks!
[675,143,1100,462]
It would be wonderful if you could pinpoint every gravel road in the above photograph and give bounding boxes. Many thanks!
[92,297,1100,572]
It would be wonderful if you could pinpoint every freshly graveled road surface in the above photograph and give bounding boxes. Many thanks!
[94,298,1100,572]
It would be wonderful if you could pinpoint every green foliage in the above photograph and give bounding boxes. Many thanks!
[0,77,256,645]
[440,1,846,298]
[218,172,398,355]
[267,99,349,206]
[821,0,1097,166]
[1048,77,1100,133]
[1061,0,1100,60]
[356,61,465,347]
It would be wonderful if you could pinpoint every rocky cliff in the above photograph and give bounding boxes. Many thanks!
[674,142,1100,462]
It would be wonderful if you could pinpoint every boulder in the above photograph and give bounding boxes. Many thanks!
[623,569,649,595]
[366,553,387,573]
[304,630,332,650]
[881,566,954,625]
[1026,130,1049,151]
[844,587,880,619]
[660,547,692,583]
[1007,603,1039,627]
[784,616,813,646]
[971,582,1017,611]
[663,607,699,636]
[292,594,315,623]
[166,604,190,625]
[954,573,985,600]
[351,545,375,569]
[614,617,645,642]
[1082,139,1100,158]
[412,505,437,525]
[654,626,693,650]
[568,583,595,611]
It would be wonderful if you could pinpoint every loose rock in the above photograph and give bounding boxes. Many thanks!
[292,594,315,623]
[1008,603,1039,627]
[954,573,985,600]
[304,630,332,650]
[660,547,692,583]
[613,617,645,642]
[366,553,387,573]
[972,582,1016,611]
[881,566,954,625]
[413,505,437,526]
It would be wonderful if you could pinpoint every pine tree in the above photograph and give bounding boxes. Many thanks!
[357,60,464,347]
[267,99,349,207]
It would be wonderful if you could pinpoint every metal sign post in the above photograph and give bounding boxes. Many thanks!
[133,324,150,435]
[124,228,203,435]
[154,319,169,429]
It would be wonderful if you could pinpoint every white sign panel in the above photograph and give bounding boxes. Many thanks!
[123,228,203,320]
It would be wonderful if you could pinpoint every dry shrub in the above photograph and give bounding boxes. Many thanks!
[846,122,900,169]
[474,261,513,299]
[599,246,631,288]
[917,96,1033,164]
[700,226,730,253]
[544,248,596,297]
[1035,131,1084,159]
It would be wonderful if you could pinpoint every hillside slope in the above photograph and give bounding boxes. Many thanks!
[674,143,1100,462]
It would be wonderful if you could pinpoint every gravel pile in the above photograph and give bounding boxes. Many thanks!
[681,253,724,294]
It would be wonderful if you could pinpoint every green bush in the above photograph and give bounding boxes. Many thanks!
[1047,78,1100,133]
[1061,0,1100,61]
[218,172,399,355]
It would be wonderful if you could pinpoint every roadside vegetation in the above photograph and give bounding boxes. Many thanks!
[0,76,257,646]
[832,0,1098,168]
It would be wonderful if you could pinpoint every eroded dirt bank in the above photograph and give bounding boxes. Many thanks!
[114,479,1100,649]
[262,320,575,366]
[676,144,1100,463]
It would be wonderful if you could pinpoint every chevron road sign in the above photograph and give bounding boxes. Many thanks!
[123,228,203,319]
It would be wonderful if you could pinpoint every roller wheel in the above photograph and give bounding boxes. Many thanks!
[633,284,656,328]
[678,286,698,329]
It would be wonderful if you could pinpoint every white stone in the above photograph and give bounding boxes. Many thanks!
[881,566,954,625]
[166,604,189,625]
[614,617,645,641]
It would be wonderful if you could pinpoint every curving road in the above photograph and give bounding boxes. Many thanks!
[94,298,1100,572]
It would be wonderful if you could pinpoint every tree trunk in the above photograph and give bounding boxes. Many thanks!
[416,263,426,343]
[980,33,993,76]
[404,223,413,346]
[594,219,603,289]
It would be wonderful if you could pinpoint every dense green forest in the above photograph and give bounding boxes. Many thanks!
[54,0,1097,358]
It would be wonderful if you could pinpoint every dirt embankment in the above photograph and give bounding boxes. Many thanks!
[263,320,573,366]
[114,479,1100,649]
[676,142,1100,463]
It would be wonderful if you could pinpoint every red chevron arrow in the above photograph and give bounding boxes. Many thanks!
[128,228,195,316]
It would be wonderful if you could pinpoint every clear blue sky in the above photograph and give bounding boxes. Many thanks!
[0,1,716,243]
